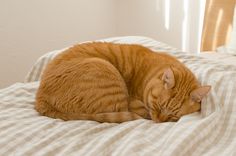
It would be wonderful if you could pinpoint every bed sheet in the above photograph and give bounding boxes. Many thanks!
[0,36,236,156]
[198,51,236,66]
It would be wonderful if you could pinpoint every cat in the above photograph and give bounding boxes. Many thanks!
[35,42,211,123]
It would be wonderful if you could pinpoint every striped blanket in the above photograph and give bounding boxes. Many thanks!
[0,36,236,156]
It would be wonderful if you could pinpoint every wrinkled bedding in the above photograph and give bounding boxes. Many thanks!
[0,36,236,156]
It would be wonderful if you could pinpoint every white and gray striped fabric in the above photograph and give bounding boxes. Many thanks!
[1,36,236,156]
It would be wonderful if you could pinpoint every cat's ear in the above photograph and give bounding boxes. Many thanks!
[190,86,211,102]
[162,68,175,89]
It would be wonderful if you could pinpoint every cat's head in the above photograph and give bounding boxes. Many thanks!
[147,68,211,123]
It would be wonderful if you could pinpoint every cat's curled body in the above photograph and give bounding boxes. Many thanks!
[35,42,210,123]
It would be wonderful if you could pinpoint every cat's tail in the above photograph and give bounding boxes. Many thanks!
[46,110,142,123]
[35,98,142,123]
[66,112,143,123]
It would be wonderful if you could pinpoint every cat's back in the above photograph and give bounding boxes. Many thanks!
[55,42,152,59]
[46,42,184,75]
[46,42,154,71]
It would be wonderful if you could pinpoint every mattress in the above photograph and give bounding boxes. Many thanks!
[1,36,236,156]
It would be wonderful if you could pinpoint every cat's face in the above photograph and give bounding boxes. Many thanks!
[147,68,211,123]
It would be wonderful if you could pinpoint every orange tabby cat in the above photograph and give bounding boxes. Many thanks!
[35,42,211,123]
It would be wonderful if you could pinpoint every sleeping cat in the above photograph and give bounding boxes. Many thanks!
[35,42,211,123]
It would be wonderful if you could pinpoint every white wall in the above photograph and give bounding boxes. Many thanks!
[0,0,117,88]
[116,0,205,52]
[0,0,205,88]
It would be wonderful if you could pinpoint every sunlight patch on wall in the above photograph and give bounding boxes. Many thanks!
[212,9,223,49]
[226,24,233,43]
[164,0,170,30]
[197,0,206,53]
[182,0,189,51]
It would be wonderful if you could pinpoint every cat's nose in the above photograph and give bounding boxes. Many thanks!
[159,113,169,122]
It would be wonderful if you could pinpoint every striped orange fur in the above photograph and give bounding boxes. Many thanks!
[35,42,211,123]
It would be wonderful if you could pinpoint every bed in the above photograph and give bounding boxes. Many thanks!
[0,36,236,156]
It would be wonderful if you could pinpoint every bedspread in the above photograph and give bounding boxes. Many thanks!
[0,36,236,156]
